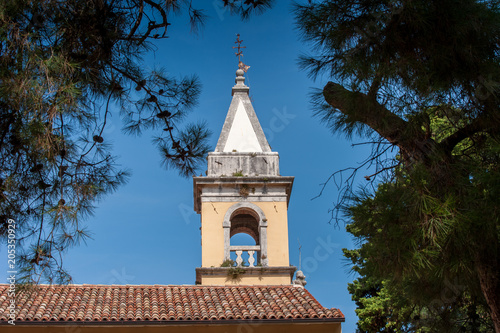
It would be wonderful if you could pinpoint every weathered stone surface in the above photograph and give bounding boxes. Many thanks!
[207,152,280,177]
[192,176,294,213]
[214,69,272,153]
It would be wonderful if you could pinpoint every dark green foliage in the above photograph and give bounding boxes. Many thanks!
[295,0,500,95]
[222,0,275,19]
[342,111,498,332]
[295,0,500,330]
[344,139,498,331]
[346,250,494,332]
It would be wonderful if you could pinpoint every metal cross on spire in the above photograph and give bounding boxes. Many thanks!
[233,33,250,72]
[233,34,245,61]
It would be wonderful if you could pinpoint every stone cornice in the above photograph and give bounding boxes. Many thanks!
[193,176,294,213]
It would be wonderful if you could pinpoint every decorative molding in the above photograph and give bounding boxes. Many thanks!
[193,176,294,213]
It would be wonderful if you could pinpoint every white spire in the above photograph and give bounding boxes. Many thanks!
[214,69,271,153]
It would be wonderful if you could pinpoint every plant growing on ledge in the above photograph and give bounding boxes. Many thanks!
[220,259,246,279]
[232,171,244,177]
[227,266,246,279]
[239,184,250,197]
[220,259,235,267]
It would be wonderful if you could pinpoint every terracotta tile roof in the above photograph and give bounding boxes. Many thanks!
[0,284,344,323]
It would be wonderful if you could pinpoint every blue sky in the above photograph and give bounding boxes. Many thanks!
[1,2,379,332]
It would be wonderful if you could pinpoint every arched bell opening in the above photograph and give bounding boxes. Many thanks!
[223,203,268,267]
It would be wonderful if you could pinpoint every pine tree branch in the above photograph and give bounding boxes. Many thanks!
[322,81,439,164]
[323,81,408,146]
[139,0,170,44]
[127,0,145,40]
[440,111,497,153]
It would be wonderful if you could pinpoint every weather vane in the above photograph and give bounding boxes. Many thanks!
[233,33,250,72]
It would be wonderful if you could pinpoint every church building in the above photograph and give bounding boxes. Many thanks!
[0,60,344,332]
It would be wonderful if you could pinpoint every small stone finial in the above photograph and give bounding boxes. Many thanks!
[293,270,307,287]
[233,65,249,95]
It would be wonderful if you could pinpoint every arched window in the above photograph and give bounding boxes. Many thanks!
[223,203,268,267]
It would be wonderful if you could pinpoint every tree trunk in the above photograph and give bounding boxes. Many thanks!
[477,261,500,332]
[322,81,445,167]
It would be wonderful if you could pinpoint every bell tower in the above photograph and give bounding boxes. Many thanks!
[194,59,295,285]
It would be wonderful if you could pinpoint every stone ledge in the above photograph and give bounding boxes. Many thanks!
[195,266,296,285]
[193,176,294,213]
[194,176,294,184]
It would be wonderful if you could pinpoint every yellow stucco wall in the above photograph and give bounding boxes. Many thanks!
[0,322,342,333]
[263,201,290,266]
[200,201,226,267]
[200,201,290,268]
